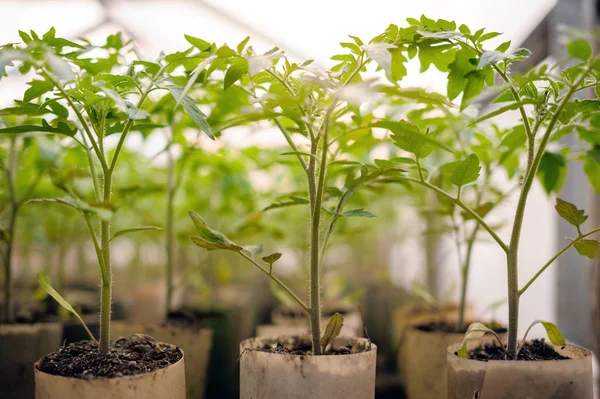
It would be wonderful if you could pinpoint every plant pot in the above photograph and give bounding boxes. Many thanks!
[0,322,62,398]
[271,305,363,337]
[112,321,212,399]
[256,323,307,337]
[400,323,504,399]
[447,343,593,399]
[240,336,377,399]
[34,348,186,399]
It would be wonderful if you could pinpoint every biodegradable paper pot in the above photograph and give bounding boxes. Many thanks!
[0,322,62,398]
[400,324,504,399]
[112,321,212,399]
[34,349,186,399]
[271,305,363,337]
[240,336,376,399]
[447,343,593,399]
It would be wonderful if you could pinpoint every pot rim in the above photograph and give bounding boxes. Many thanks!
[0,320,62,332]
[34,347,185,381]
[240,335,376,359]
[447,342,593,363]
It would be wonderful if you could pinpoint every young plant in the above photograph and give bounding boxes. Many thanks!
[0,29,213,351]
[374,17,600,358]
[187,34,425,354]
[0,130,59,323]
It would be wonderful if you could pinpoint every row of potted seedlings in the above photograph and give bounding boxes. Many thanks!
[1,15,600,399]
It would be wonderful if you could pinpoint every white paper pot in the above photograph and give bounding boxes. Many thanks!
[0,322,62,398]
[400,323,504,399]
[240,336,376,399]
[447,342,593,399]
[112,321,212,399]
[271,305,363,337]
[34,348,185,399]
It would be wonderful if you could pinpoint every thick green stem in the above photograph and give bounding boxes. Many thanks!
[165,138,175,313]
[505,72,587,359]
[3,137,18,324]
[99,169,113,353]
[307,139,322,355]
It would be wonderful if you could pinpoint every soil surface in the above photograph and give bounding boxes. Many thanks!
[256,336,369,356]
[416,320,506,334]
[468,339,570,361]
[36,335,183,378]
[165,308,227,329]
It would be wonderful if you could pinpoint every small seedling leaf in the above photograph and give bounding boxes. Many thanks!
[567,39,592,60]
[36,274,98,345]
[554,198,588,228]
[320,312,344,352]
[457,322,495,358]
[107,226,164,246]
[523,320,566,346]
[262,252,282,267]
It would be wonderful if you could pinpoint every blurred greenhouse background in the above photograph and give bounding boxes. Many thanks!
[2,0,600,397]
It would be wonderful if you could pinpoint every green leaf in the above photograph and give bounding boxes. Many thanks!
[574,239,600,258]
[474,100,535,124]
[524,320,566,346]
[554,198,588,228]
[341,208,376,218]
[0,104,50,116]
[237,36,250,54]
[262,252,282,267]
[477,51,511,69]
[461,71,485,111]
[46,53,74,81]
[24,80,54,103]
[26,197,114,221]
[447,49,476,100]
[390,48,407,81]
[224,59,248,90]
[567,39,592,60]
[184,34,211,51]
[374,120,454,155]
[107,226,164,246]
[175,54,217,110]
[457,322,496,358]
[320,312,344,352]
[537,152,566,194]
[36,274,98,345]
[167,86,214,139]
[0,121,77,137]
[495,41,511,52]
[189,211,245,252]
[451,154,481,187]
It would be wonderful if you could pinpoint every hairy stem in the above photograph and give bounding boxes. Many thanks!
[2,137,18,324]
[458,225,479,331]
[165,133,176,313]
[99,169,113,353]
[505,71,587,359]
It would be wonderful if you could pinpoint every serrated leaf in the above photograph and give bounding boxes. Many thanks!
[184,34,211,51]
[418,30,463,40]
[320,312,344,352]
[555,198,588,228]
[574,239,600,258]
[451,154,481,187]
[477,50,511,69]
[36,274,98,344]
[361,43,396,74]
[374,120,454,155]
[167,86,214,139]
[341,208,376,218]
[27,196,114,220]
[537,152,566,194]
[189,211,245,253]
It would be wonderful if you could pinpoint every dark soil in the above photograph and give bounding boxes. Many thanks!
[165,308,227,329]
[256,336,369,356]
[468,339,571,361]
[416,320,506,334]
[36,335,183,378]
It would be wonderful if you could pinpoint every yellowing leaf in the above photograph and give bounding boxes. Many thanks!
[320,312,344,352]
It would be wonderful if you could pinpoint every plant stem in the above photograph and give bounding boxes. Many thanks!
[2,137,18,324]
[519,226,600,296]
[307,138,322,355]
[165,130,176,313]
[457,225,479,331]
[505,71,587,359]
[99,167,113,353]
